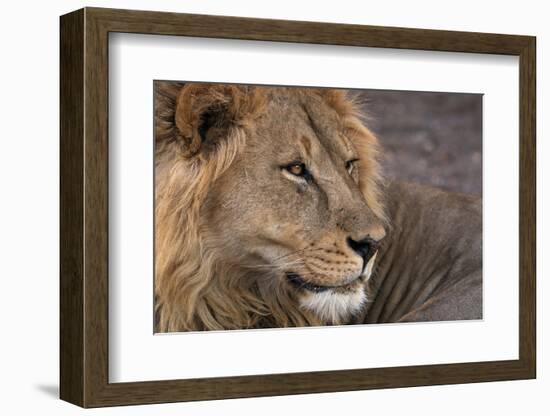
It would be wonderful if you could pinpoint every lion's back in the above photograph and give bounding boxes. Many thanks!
[362,180,482,324]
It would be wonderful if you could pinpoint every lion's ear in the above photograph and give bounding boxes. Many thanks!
[171,83,250,157]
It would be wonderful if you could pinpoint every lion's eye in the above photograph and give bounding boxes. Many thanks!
[285,162,307,177]
[346,159,359,175]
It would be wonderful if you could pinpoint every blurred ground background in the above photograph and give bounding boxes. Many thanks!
[357,90,482,196]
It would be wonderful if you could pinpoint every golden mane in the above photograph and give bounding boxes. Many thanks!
[154,83,385,332]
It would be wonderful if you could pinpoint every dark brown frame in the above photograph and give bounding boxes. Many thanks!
[60,7,536,408]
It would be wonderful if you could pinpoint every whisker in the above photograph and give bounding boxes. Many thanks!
[240,258,304,271]
[270,246,323,262]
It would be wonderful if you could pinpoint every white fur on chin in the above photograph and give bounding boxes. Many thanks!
[300,288,366,324]
[299,253,377,324]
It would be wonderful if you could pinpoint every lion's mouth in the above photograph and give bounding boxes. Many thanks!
[285,272,361,293]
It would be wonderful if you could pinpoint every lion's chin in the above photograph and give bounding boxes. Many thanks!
[299,286,367,325]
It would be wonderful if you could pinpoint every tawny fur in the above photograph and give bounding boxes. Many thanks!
[154,82,385,332]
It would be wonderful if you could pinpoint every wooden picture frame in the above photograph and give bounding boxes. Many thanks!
[60,7,536,408]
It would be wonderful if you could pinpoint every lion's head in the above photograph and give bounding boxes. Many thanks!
[155,82,386,332]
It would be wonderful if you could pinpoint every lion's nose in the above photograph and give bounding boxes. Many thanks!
[347,236,380,264]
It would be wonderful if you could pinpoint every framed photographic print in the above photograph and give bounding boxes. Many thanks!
[60,7,536,408]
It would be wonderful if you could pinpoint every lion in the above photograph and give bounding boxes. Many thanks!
[154,81,482,332]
